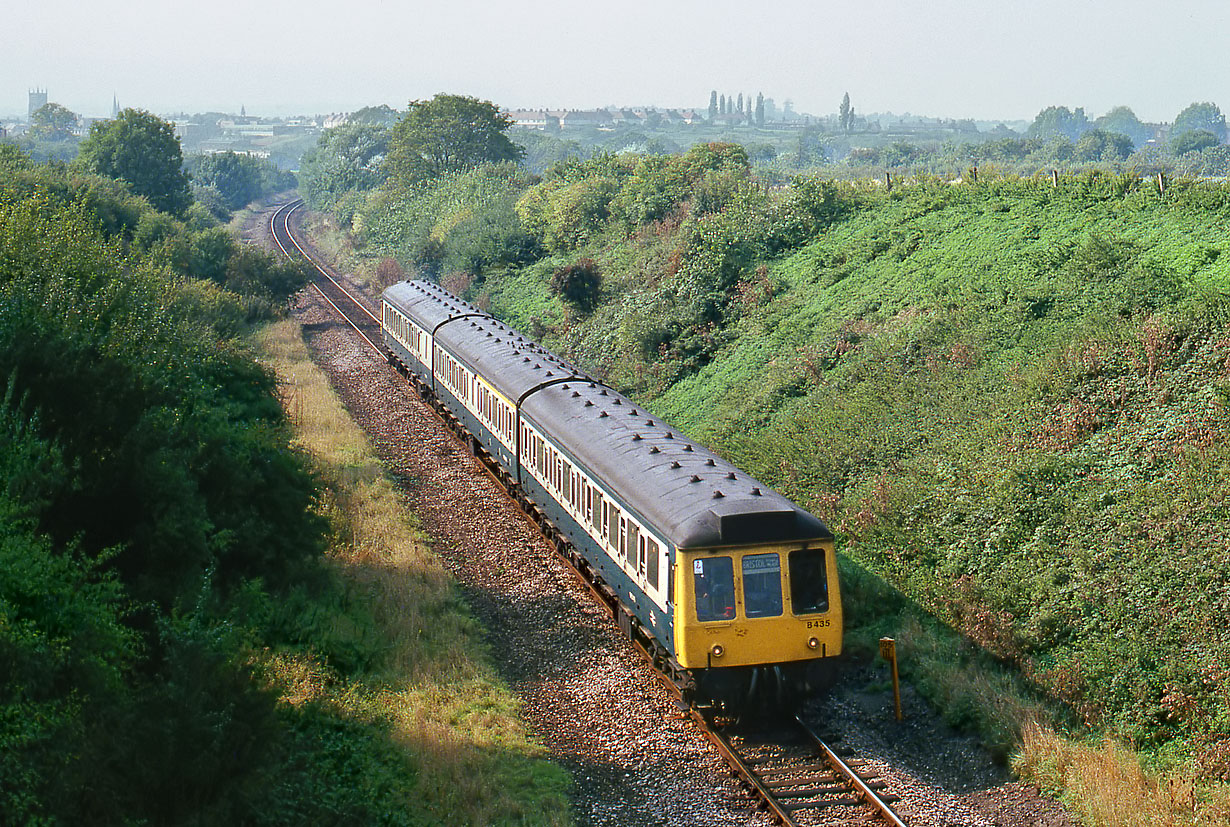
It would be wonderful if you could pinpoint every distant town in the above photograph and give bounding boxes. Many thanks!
[4,87,1051,166]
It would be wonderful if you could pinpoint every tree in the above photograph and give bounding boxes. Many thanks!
[840,93,852,132]
[1172,129,1220,155]
[348,104,400,127]
[1075,129,1134,162]
[1026,106,1090,141]
[755,93,765,128]
[1172,102,1226,142]
[298,123,390,207]
[1093,106,1151,147]
[550,258,602,313]
[76,109,191,216]
[708,90,718,121]
[187,151,263,210]
[29,103,79,141]
[383,94,523,188]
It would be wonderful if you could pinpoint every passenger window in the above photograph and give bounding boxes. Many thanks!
[742,553,783,618]
[788,548,829,615]
[647,539,660,591]
[693,556,735,622]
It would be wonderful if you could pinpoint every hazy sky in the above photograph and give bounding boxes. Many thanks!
[4,0,1227,123]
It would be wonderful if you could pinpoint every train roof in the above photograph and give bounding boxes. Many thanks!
[382,280,832,549]
[521,381,830,548]
[383,280,593,402]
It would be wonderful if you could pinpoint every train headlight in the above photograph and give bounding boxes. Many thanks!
[711,644,724,658]
[807,637,820,650]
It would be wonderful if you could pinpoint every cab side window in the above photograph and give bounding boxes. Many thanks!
[788,548,829,614]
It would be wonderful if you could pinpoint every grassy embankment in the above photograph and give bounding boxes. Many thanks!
[253,319,572,825]
[310,165,1230,825]
[295,140,1230,820]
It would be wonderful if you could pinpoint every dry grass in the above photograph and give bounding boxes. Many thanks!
[878,612,1230,825]
[253,319,571,825]
[1014,721,1230,827]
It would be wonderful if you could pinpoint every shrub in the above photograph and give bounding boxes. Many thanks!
[550,258,602,313]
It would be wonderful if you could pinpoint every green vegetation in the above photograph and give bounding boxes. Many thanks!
[385,95,524,190]
[187,150,296,216]
[27,102,80,142]
[299,122,391,212]
[77,108,193,216]
[307,116,1230,817]
[0,142,569,823]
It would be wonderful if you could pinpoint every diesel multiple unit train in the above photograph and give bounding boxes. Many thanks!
[381,279,842,707]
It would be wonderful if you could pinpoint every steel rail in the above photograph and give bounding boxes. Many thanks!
[270,200,385,355]
[797,715,908,827]
[697,717,802,827]
[272,200,380,324]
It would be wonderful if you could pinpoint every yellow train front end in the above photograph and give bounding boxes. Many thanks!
[673,541,842,709]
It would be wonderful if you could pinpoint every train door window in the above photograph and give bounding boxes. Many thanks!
[633,528,643,573]
[609,506,621,550]
[788,548,829,614]
[593,491,603,531]
[693,556,735,622]
[742,553,783,618]
[647,539,660,591]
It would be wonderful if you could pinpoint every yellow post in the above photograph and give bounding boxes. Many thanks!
[879,637,903,721]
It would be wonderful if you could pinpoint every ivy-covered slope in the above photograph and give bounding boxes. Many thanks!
[481,172,1230,767]
[342,145,1230,771]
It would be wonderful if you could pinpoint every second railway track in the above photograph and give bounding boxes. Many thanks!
[271,198,914,826]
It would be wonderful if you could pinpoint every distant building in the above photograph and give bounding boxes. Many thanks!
[505,109,558,130]
[28,88,47,121]
[558,109,613,130]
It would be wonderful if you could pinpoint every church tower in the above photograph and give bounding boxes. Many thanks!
[28,88,48,121]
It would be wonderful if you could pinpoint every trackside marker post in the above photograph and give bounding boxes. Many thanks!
[879,637,903,721]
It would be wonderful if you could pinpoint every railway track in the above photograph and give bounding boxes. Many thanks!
[269,199,909,827]
[270,199,384,355]
[701,714,906,826]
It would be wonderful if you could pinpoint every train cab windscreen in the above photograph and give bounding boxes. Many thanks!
[788,548,829,614]
[741,553,783,618]
[693,556,735,621]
